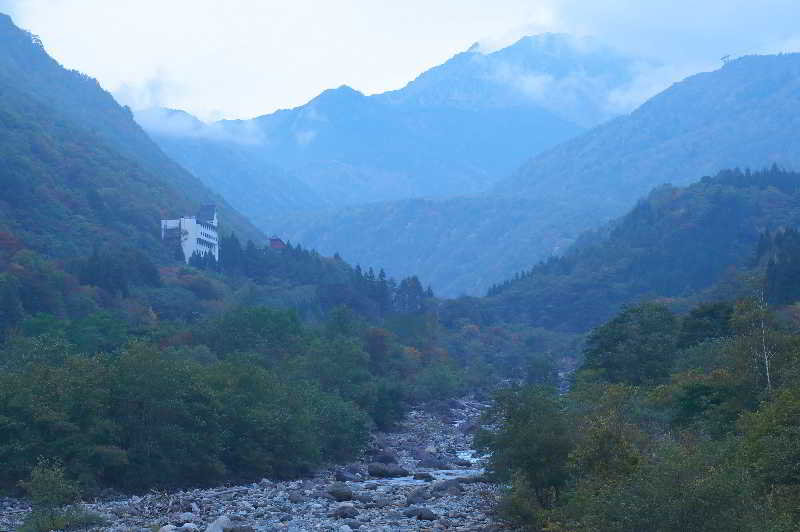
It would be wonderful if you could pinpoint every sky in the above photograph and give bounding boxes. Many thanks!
[2,0,800,121]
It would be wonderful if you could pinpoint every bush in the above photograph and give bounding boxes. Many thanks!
[19,507,104,532]
[18,458,80,509]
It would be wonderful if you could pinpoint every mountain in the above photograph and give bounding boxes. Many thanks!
[280,53,800,297]
[450,167,800,333]
[272,196,583,297]
[136,107,327,228]
[0,13,263,244]
[137,34,645,216]
[495,53,800,214]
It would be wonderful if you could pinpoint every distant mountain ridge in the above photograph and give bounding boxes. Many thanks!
[494,53,800,212]
[137,33,645,221]
[275,53,800,297]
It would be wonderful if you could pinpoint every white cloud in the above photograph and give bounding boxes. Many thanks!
[3,0,800,121]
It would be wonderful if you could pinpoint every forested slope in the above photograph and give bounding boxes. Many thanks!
[446,167,800,332]
[0,13,263,243]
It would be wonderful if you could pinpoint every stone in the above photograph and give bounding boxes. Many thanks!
[405,486,430,505]
[176,512,195,523]
[332,504,359,519]
[288,492,309,504]
[354,493,373,503]
[432,479,463,496]
[453,458,473,467]
[367,462,409,478]
[328,482,353,501]
[204,516,233,532]
[416,508,438,521]
[418,456,451,469]
[335,469,359,482]
[413,472,435,481]
[159,526,177,532]
[374,452,398,464]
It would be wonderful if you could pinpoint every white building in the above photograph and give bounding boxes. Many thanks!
[161,204,219,263]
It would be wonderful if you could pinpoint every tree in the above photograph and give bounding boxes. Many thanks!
[582,302,678,385]
[476,386,573,509]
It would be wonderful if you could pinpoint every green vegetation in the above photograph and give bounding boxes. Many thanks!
[479,295,800,531]
[0,300,486,493]
[17,458,104,532]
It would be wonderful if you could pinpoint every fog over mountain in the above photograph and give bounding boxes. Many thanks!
[137,34,650,222]
[274,53,800,296]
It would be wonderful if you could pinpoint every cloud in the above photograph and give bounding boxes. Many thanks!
[134,107,265,145]
[5,0,800,121]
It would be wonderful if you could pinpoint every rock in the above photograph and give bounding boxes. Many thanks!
[432,479,463,496]
[204,516,233,532]
[288,492,309,504]
[367,462,409,478]
[374,452,398,464]
[416,507,438,521]
[453,458,473,467]
[338,526,353,532]
[406,486,430,505]
[371,496,392,508]
[413,472,435,481]
[335,469,359,482]
[459,420,479,434]
[328,482,353,501]
[403,507,422,517]
[354,493,373,503]
[417,456,451,469]
[159,526,177,532]
[226,528,255,532]
[176,512,195,523]
[179,525,199,531]
[332,504,359,519]
[364,482,379,490]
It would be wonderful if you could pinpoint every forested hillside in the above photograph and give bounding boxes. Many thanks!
[278,54,800,297]
[0,13,262,243]
[454,167,800,332]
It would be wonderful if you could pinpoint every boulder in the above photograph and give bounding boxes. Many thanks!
[417,456,451,470]
[204,516,233,532]
[367,462,409,478]
[332,504,359,519]
[413,472,435,481]
[416,507,438,521]
[405,486,430,506]
[374,452,398,464]
[288,492,309,504]
[328,482,353,502]
[432,479,463,496]
[335,469,359,482]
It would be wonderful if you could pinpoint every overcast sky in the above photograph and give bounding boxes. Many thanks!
[2,0,800,121]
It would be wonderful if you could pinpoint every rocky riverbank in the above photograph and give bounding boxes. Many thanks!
[1,398,509,531]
